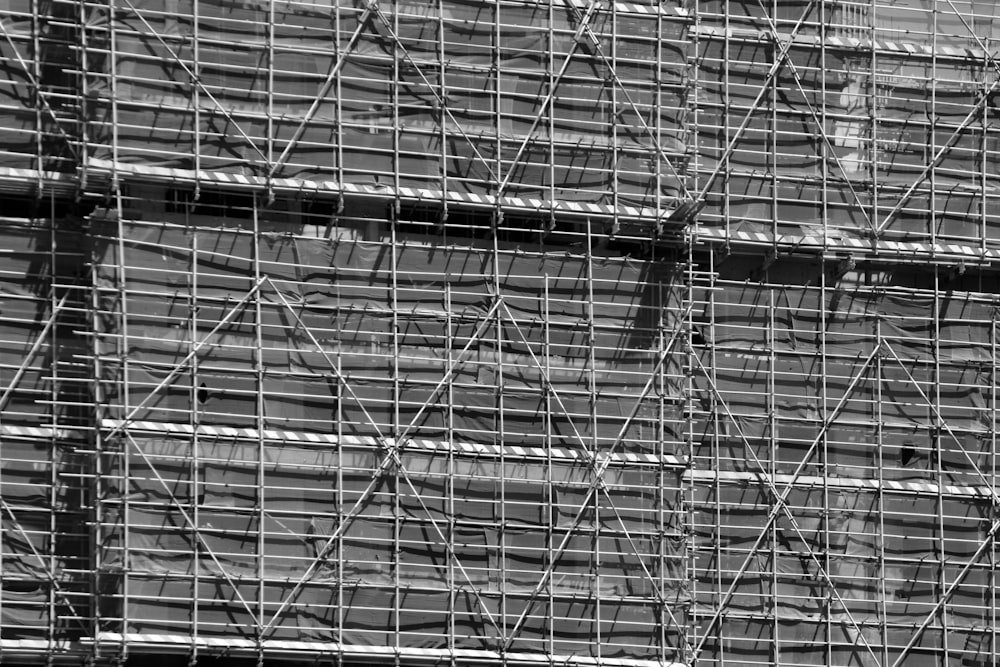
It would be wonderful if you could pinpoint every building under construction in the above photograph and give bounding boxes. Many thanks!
[2,0,1000,665]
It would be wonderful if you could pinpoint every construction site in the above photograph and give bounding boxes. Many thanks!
[2,0,1000,665]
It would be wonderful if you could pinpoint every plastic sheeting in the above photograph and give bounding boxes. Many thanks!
[691,481,996,666]
[92,220,688,660]
[85,0,689,210]
[692,281,995,448]
[0,2,75,174]
[88,217,1000,665]
[0,222,88,644]
[92,219,684,452]
[12,0,1000,250]
[0,9,41,169]
[687,266,1000,667]
[98,433,687,657]
[695,0,1000,247]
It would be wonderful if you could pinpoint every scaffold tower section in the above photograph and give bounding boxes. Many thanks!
[90,211,689,663]
[81,0,692,226]
[0,0,1000,665]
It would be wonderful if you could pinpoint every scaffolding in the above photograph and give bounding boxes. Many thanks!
[1,0,1000,665]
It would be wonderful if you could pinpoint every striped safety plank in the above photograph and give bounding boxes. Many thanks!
[694,24,993,59]
[0,166,78,196]
[686,468,998,500]
[100,418,687,467]
[693,225,1000,261]
[0,424,81,441]
[92,633,687,667]
[84,159,674,223]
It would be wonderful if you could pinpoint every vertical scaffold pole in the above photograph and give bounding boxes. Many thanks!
[445,279,456,667]
[875,299,889,667]
[188,202,200,666]
[585,217,601,663]
[492,208,508,667]
[252,194,266,667]
[389,198,401,661]
[543,272,554,661]
[192,0,200,202]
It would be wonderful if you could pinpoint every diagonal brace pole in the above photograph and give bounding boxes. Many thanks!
[881,341,1000,504]
[753,0,875,236]
[0,21,79,161]
[267,6,373,178]
[121,432,261,629]
[0,292,70,412]
[889,516,1000,667]
[0,497,88,630]
[116,0,271,166]
[495,0,602,198]
[389,450,505,638]
[102,276,267,443]
[876,78,1000,235]
[259,279,504,636]
[691,344,881,659]
[496,301,694,657]
[693,0,820,204]
[366,3,499,186]
[557,0,692,203]
[687,351,883,666]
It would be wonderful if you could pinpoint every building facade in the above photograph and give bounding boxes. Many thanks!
[1,0,999,665]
